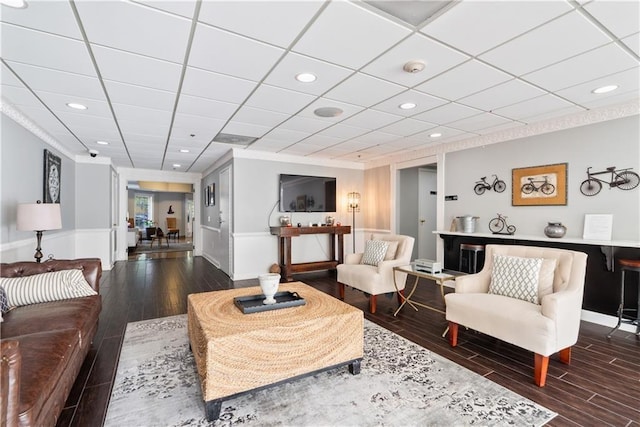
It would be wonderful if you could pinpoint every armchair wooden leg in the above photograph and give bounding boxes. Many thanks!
[369,295,377,314]
[448,322,459,347]
[534,353,549,387]
[558,347,571,365]
[338,283,345,300]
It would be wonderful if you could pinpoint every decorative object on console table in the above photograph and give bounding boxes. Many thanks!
[347,192,360,253]
[43,149,61,203]
[544,222,566,238]
[512,163,567,206]
[488,213,516,235]
[16,200,62,262]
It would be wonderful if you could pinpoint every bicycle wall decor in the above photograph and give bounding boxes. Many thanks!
[473,174,506,195]
[489,213,516,235]
[579,166,639,196]
[512,163,567,206]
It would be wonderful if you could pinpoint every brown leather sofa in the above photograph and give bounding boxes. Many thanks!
[1,259,102,427]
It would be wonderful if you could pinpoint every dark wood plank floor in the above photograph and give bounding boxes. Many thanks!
[57,253,640,427]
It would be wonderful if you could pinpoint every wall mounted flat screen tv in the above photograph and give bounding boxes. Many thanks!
[279,174,336,212]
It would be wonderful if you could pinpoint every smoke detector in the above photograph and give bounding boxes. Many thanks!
[403,60,426,73]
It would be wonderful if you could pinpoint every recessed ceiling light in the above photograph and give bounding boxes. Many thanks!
[179,149,190,153]
[399,102,416,110]
[592,85,618,94]
[296,73,317,83]
[1,0,28,8]
[172,164,181,168]
[429,132,442,138]
[66,102,87,110]
[96,141,109,145]
[314,107,343,117]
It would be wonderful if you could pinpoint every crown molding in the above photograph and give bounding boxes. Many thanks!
[370,99,640,169]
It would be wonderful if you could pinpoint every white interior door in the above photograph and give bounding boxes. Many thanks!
[418,168,437,260]
[111,169,118,265]
[219,167,232,276]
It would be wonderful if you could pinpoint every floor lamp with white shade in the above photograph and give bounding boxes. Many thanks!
[347,192,360,253]
[17,200,62,262]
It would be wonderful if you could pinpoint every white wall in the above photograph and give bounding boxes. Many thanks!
[444,116,640,241]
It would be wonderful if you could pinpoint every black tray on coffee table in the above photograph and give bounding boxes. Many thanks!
[234,291,306,314]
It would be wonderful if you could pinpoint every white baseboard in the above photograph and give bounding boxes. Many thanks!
[581,309,638,333]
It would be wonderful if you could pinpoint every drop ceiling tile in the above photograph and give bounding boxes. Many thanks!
[248,138,292,152]
[176,94,238,120]
[262,128,311,145]
[341,109,403,130]
[622,33,640,56]
[324,72,405,107]
[75,0,192,63]
[104,80,175,112]
[353,131,398,145]
[421,1,572,55]
[189,23,284,81]
[479,12,612,76]
[415,60,512,101]
[132,0,197,19]
[37,91,112,118]
[264,52,352,96]
[118,118,170,138]
[1,63,23,87]
[281,143,320,156]
[1,85,43,108]
[245,84,316,114]
[4,62,105,101]
[412,103,483,125]
[447,112,514,133]
[476,120,525,135]
[317,123,369,140]
[198,1,323,48]
[372,90,447,116]
[92,46,183,92]
[493,94,582,122]
[578,88,640,109]
[378,118,437,137]
[584,0,640,39]
[293,1,411,69]
[0,0,82,39]
[334,140,375,151]
[232,106,289,127]
[112,104,173,129]
[523,43,639,91]
[171,114,226,140]
[556,67,640,105]
[458,79,546,111]
[17,107,75,136]
[301,134,343,147]
[406,125,470,143]
[54,110,120,133]
[279,116,333,134]
[182,67,257,104]
[362,33,468,87]
[221,121,272,138]
[1,24,96,77]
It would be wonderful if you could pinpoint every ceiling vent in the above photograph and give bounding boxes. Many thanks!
[364,0,456,27]
[213,132,258,146]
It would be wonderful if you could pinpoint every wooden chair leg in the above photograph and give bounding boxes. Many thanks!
[448,322,459,347]
[558,347,571,365]
[369,295,377,314]
[396,289,405,305]
[338,283,345,300]
[534,353,549,387]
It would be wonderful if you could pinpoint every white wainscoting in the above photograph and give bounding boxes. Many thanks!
[1,229,113,270]
[201,226,220,269]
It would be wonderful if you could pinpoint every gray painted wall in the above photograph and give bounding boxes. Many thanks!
[1,115,76,243]
[444,116,640,241]
[76,163,110,229]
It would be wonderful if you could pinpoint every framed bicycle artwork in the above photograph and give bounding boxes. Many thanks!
[512,163,567,206]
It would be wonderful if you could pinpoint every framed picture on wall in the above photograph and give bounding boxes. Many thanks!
[43,149,61,203]
[512,163,567,206]
[204,185,210,207]
[209,184,215,206]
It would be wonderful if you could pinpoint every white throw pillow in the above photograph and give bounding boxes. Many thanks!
[489,254,543,304]
[361,240,390,266]
[383,240,399,261]
[0,269,97,307]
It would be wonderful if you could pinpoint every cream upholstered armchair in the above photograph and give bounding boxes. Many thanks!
[445,244,587,387]
[337,233,415,314]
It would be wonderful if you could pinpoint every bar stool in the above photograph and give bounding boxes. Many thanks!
[459,243,485,273]
[607,258,640,338]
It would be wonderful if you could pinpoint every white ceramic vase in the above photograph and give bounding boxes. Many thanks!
[258,273,280,305]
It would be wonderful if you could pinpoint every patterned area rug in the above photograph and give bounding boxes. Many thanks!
[105,315,556,427]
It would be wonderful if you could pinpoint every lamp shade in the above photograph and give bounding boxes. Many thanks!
[347,192,361,212]
[17,203,62,231]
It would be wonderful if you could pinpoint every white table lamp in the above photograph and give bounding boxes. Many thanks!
[17,200,62,262]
